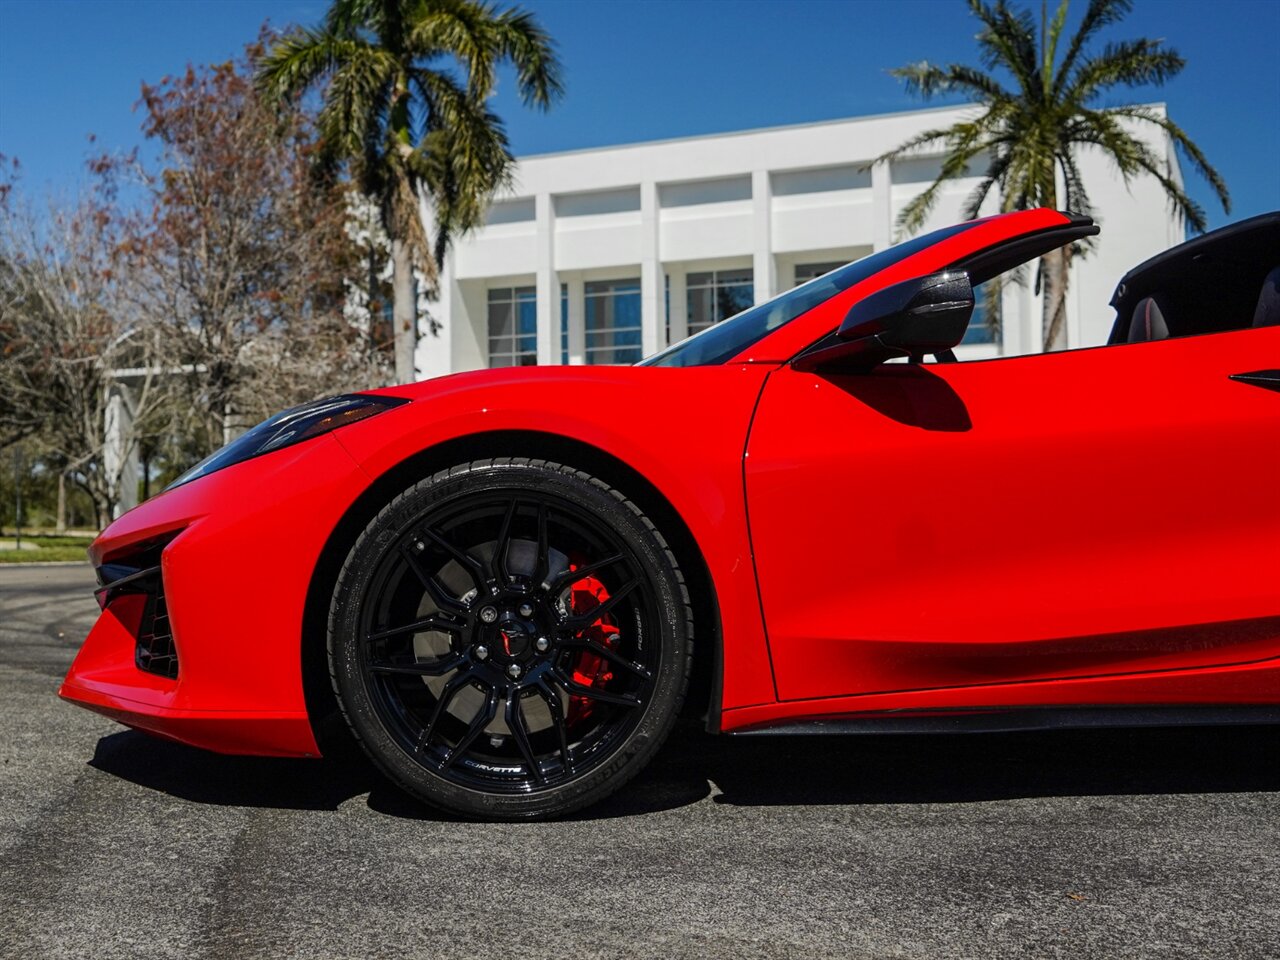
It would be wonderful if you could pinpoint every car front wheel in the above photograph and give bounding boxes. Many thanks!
[328,458,693,820]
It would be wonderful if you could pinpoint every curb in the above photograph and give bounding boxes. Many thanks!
[0,561,93,569]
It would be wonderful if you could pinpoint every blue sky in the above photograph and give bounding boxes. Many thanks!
[1,0,1276,229]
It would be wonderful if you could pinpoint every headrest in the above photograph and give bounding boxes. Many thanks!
[1128,296,1170,342]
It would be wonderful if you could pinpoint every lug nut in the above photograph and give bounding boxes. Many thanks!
[507,663,522,679]
[412,541,425,553]
[535,637,550,652]
[518,602,534,618]
[479,606,498,623]
[475,645,489,660]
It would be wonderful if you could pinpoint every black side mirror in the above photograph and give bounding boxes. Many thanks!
[793,271,975,373]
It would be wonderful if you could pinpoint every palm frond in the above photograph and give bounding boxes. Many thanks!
[326,0,390,42]
[1054,0,1132,95]
[1055,147,1093,220]
[1102,105,1230,214]
[410,67,513,252]
[1066,39,1184,103]
[968,0,1040,100]
[1055,147,1098,254]
[960,146,1014,219]
[407,0,497,98]
[312,44,398,161]
[869,116,999,169]
[488,6,564,108]
[894,125,999,235]
[1041,0,1070,95]
[256,27,360,101]
[1069,114,1208,231]
[888,61,1014,104]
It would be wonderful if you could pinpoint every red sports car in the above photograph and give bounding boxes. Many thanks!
[63,208,1280,819]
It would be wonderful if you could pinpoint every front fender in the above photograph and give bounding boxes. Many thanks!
[335,364,779,711]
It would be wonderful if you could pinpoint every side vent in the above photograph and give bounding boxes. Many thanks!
[94,535,181,680]
[135,578,178,679]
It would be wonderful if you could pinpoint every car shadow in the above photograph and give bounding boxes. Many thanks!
[826,365,973,432]
[88,720,1280,822]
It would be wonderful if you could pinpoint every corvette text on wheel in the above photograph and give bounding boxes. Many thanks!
[63,208,1280,819]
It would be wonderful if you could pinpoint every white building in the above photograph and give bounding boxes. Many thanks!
[416,103,1183,378]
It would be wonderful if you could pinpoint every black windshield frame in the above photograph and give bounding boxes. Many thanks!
[641,221,976,368]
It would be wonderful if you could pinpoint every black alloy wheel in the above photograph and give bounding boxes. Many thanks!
[328,458,693,820]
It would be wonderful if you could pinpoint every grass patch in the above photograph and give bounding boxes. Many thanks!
[0,534,93,564]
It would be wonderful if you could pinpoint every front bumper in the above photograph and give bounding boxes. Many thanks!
[60,433,372,757]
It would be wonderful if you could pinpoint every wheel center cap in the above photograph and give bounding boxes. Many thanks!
[495,618,533,659]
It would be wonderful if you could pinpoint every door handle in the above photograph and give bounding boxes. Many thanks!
[1229,370,1280,393]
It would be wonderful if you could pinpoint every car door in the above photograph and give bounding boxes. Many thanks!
[744,324,1280,702]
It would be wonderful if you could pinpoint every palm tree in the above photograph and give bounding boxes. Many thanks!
[877,0,1229,350]
[257,0,563,382]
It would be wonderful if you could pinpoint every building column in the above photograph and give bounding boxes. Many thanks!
[1065,259,1081,350]
[566,272,586,364]
[872,160,893,251]
[535,192,557,365]
[997,281,1021,357]
[417,244,454,380]
[639,180,663,357]
[103,383,139,519]
[667,268,688,345]
[1023,280,1041,354]
[415,189,451,379]
[752,170,775,304]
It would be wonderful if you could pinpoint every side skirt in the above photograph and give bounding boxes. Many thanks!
[730,705,1280,736]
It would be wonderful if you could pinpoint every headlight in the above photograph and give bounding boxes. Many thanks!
[167,393,407,491]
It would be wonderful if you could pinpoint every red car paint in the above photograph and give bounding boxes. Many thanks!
[61,208,1280,756]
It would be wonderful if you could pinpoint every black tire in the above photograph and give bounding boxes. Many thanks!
[327,458,693,820]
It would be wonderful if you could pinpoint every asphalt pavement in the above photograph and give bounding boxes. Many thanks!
[2,564,1278,960]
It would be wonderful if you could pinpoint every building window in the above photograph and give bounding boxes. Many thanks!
[585,278,642,364]
[560,284,568,364]
[487,286,537,367]
[964,282,1000,344]
[687,268,753,336]
[793,261,845,286]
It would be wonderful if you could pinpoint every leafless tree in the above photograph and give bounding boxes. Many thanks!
[0,166,166,527]
[119,46,392,456]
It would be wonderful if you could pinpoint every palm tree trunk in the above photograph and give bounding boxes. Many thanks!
[392,238,418,383]
[1041,244,1072,351]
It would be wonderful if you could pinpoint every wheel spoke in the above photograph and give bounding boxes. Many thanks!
[505,690,544,785]
[532,500,551,588]
[535,678,574,775]
[439,685,500,771]
[562,578,638,628]
[560,635,652,680]
[491,498,518,585]
[400,546,468,614]
[369,614,464,642]
[414,669,473,754]
[421,525,487,587]
[548,553,625,593]
[370,652,466,677]
[552,668,642,708]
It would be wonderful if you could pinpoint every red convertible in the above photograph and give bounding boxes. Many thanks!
[63,207,1280,819]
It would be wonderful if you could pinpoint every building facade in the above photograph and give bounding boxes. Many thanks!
[415,103,1184,379]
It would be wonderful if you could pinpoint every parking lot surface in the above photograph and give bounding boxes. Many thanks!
[2,564,1277,959]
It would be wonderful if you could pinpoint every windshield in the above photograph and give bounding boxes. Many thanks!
[641,221,975,367]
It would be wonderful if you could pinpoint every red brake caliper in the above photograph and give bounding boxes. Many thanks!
[564,566,619,726]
